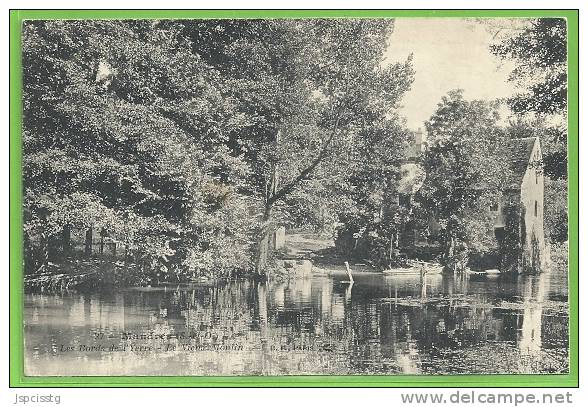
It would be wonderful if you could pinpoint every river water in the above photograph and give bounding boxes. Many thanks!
[24,270,569,376]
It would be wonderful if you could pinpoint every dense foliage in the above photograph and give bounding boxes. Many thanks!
[491,18,568,244]
[23,19,414,280]
[23,20,258,279]
[415,90,510,272]
[333,121,412,268]
[22,18,566,283]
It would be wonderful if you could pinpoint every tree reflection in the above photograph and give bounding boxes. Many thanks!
[24,272,568,375]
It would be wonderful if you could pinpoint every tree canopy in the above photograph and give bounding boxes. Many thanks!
[22,18,414,278]
[491,18,567,181]
[416,90,510,271]
[491,18,567,116]
[490,18,568,244]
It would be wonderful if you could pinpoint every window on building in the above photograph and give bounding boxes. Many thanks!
[534,201,538,217]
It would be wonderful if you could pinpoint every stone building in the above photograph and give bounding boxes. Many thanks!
[406,128,427,160]
[398,133,547,274]
[493,137,546,273]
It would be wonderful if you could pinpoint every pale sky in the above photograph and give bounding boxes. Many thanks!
[385,18,517,130]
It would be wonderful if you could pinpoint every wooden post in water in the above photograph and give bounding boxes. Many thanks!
[420,262,427,300]
[344,261,354,284]
[344,262,354,305]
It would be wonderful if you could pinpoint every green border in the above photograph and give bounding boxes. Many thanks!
[9,9,579,388]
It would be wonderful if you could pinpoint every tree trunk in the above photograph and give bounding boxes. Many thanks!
[84,228,93,257]
[37,229,49,274]
[62,224,71,256]
[24,233,33,274]
[255,136,279,278]
[388,233,394,266]
[99,228,105,255]
[255,206,273,278]
[445,235,456,274]
[250,118,343,276]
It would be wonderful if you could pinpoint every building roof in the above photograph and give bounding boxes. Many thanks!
[505,137,538,189]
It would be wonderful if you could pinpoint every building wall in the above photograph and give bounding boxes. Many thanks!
[518,139,546,273]
[405,129,426,160]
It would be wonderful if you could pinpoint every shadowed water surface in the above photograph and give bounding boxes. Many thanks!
[24,270,568,376]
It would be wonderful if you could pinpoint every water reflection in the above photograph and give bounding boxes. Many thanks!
[24,272,568,376]
[519,274,547,356]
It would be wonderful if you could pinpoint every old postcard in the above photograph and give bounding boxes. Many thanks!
[17,15,571,379]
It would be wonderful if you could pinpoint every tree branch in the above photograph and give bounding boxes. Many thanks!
[268,112,342,206]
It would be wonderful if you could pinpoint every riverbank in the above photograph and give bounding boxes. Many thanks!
[24,233,568,292]
[24,258,157,292]
[23,233,343,291]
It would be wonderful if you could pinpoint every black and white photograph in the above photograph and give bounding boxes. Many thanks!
[21,17,569,376]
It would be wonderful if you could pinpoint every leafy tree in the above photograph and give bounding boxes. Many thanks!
[333,120,411,267]
[491,18,567,117]
[491,18,568,247]
[22,19,414,281]
[22,20,253,278]
[181,19,414,275]
[416,90,509,272]
[491,18,567,184]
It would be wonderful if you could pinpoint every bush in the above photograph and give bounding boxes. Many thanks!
[545,178,568,243]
